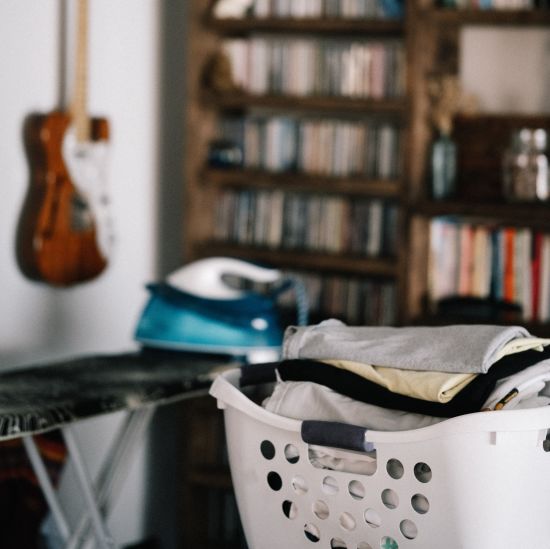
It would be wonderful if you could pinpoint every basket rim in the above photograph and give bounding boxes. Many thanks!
[209,367,550,446]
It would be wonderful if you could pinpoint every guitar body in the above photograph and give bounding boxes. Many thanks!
[17,111,110,286]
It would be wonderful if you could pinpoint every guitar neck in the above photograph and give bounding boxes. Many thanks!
[71,0,90,143]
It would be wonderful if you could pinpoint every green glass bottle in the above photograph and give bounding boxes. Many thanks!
[431,132,457,200]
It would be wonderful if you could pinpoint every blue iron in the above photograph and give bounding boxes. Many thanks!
[134,257,308,363]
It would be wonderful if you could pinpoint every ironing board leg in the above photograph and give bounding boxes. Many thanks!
[61,426,116,549]
[22,435,71,542]
[66,407,155,549]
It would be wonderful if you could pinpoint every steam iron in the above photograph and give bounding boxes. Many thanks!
[134,257,308,363]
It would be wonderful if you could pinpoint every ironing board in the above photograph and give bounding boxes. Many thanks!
[0,348,240,549]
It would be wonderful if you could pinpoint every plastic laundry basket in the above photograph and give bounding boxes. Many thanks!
[210,368,550,549]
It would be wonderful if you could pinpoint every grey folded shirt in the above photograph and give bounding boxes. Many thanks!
[282,319,531,374]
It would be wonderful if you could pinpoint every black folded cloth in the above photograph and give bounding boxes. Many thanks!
[242,344,550,418]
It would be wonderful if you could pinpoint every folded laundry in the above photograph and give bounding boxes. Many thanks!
[274,344,550,417]
[264,379,446,431]
[283,319,549,374]
[323,359,476,403]
[263,378,442,504]
[482,360,550,411]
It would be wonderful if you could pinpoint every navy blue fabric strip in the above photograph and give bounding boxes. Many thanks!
[240,362,279,386]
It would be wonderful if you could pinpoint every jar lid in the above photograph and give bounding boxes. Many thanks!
[533,128,547,151]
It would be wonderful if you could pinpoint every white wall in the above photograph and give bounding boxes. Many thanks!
[0,0,161,545]
[461,27,550,114]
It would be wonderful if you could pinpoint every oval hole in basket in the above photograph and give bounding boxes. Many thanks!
[414,462,432,483]
[267,471,282,491]
[339,512,356,531]
[292,475,308,495]
[282,500,298,519]
[322,476,339,495]
[357,543,374,549]
[348,480,365,500]
[304,523,320,543]
[400,519,418,540]
[331,538,347,548]
[364,508,382,528]
[312,499,330,520]
[285,443,300,463]
[386,458,404,479]
[260,440,275,460]
[381,488,399,509]
[411,493,429,514]
[380,535,398,548]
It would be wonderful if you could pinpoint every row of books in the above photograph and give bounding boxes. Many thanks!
[250,0,405,19]
[281,270,397,325]
[229,267,397,325]
[219,115,402,178]
[224,38,405,99]
[429,218,550,323]
[215,190,398,257]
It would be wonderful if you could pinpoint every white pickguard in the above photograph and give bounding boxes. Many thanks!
[62,127,114,260]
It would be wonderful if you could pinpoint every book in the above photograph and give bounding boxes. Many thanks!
[531,232,543,322]
[503,228,516,303]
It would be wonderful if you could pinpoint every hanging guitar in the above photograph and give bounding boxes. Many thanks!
[17,0,113,286]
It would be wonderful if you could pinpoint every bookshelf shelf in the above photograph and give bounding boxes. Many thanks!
[206,16,406,35]
[423,8,550,26]
[417,199,550,228]
[204,168,403,197]
[194,242,399,277]
[204,91,408,113]
[181,0,550,546]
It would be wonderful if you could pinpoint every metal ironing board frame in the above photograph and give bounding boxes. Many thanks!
[23,407,154,549]
[0,349,238,549]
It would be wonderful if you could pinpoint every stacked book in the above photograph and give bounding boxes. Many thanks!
[219,115,402,178]
[251,0,404,18]
[224,37,405,98]
[280,270,397,325]
[429,218,550,323]
[215,189,398,257]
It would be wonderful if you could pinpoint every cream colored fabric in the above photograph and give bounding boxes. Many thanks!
[323,359,475,403]
[491,337,550,363]
[323,337,550,403]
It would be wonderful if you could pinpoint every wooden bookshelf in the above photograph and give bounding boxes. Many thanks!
[182,3,411,542]
[206,16,405,34]
[193,242,399,276]
[180,0,550,546]
[406,9,550,326]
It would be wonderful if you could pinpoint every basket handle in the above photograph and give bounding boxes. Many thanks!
[301,420,375,453]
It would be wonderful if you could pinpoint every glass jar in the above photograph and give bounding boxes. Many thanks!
[502,128,549,202]
[431,132,457,200]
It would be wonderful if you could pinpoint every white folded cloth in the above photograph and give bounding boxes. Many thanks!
[263,379,446,431]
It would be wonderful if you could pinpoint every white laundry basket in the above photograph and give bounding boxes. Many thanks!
[210,368,550,549]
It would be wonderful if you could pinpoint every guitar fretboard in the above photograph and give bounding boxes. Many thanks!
[71,0,90,143]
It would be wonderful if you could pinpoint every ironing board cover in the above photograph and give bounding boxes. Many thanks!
[0,349,238,441]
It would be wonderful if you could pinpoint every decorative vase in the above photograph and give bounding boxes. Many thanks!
[431,132,457,200]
